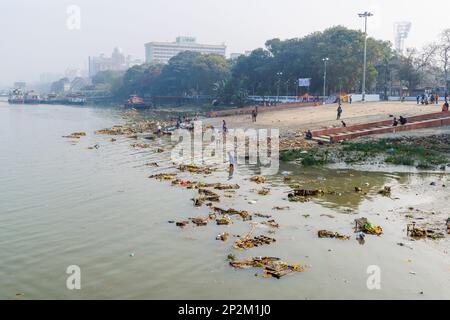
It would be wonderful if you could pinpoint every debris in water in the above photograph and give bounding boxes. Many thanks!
[229,256,305,279]
[216,232,229,241]
[62,132,86,139]
[87,144,100,150]
[250,176,266,184]
[272,206,290,211]
[149,173,177,180]
[233,224,276,249]
[261,219,279,228]
[191,217,208,226]
[131,143,150,148]
[354,218,383,236]
[176,221,189,227]
[216,217,231,225]
[178,164,215,174]
[318,230,350,240]
[378,186,391,196]
[257,188,270,196]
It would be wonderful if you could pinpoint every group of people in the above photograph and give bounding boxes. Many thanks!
[392,115,408,127]
[417,93,440,105]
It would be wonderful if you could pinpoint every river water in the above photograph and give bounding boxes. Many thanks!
[0,100,449,299]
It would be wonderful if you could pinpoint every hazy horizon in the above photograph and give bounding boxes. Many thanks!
[1,0,449,86]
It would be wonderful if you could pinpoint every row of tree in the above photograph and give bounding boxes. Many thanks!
[85,26,450,105]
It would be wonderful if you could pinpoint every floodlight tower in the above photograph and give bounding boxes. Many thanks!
[358,11,373,102]
[394,22,412,55]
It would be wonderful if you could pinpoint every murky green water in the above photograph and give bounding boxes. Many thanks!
[0,100,449,299]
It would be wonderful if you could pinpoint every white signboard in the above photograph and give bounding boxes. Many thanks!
[298,78,311,87]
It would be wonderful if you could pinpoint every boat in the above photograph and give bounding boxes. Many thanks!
[124,95,152,108]
[8,89,25,104]
[65,93,86,105]
[24,91,41,104]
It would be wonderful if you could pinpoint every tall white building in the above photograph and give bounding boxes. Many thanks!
[145,36,226,64]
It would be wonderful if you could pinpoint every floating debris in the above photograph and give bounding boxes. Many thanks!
[62,131,86,139]
[191,217,208,226]
[216,217,231,225]
[407,223,445,240]
[318,230,350,240]
[156,148,164,153]
[216,232,230,241]
[176,221,189,227]
[257,188,270,196]
[234,235,276,250]
[354,218,383,236]
[149,173,177,180]
[145,162,159,167]
[272,206,290,211]
[287,194,310,203]
[255,213,272,218]
[179,164,215,174]
[378,186,391,196]
[87,144,100,150]
[131,143,150,149]
[212,207,252,221]
[250,176,266,184]
[261,219,279,228]
[229,256,305,279]
[291,189,325,197]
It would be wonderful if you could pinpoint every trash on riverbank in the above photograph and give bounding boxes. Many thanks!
[354,218,383,236]
[318,230,350,240]
[62,132,86,139]
[250,176,266,184]
[229,256,305,279]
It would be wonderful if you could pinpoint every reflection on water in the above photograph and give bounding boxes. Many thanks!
[0,102,448,300]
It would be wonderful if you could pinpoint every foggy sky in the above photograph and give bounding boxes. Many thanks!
[1,0,449,86]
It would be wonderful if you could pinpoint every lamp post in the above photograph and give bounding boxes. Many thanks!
[322,57,329,104]
[276,72,283,103]
[358,11,373,102]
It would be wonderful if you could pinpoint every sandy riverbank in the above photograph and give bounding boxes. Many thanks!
[209,101,443,135]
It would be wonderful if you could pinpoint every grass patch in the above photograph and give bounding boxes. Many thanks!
[342,139,448,168]
[280,148,331,166]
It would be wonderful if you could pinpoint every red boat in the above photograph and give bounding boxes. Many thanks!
[124,95,152,108]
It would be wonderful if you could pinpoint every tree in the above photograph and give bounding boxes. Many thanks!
[438,29,450,93]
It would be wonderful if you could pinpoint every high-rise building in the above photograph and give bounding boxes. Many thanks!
[145,36,226,64]
[89,47,141,77]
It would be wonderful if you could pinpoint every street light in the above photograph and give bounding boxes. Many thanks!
[322,57,329,104]
[358,11,373,102]
[276,72,283,103]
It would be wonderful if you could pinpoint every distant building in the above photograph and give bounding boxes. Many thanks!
[89,47,141,77]
[230,51,252,60]
[14,82,26,89]
[145,36,226,64]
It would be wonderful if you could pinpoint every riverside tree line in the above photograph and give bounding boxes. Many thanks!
[83,26,450,105]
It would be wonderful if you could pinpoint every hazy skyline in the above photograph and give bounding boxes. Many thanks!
[1,0,449,86]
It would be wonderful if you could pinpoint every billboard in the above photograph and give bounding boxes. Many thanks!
[298,78,311,87]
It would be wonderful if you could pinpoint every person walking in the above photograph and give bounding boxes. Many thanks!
[222,120,228,133]
[337,104,343,120]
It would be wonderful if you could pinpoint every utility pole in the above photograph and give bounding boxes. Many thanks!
[276,72,283,103]
[322,57,329,104]
[358,11,373,102]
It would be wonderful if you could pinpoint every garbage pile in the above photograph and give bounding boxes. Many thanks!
[250,176,266,184]
[407,223,445,240]
[179,164,215,175]
[229,256,305,279]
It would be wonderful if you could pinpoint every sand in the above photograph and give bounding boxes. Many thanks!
[210,101,443,136]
